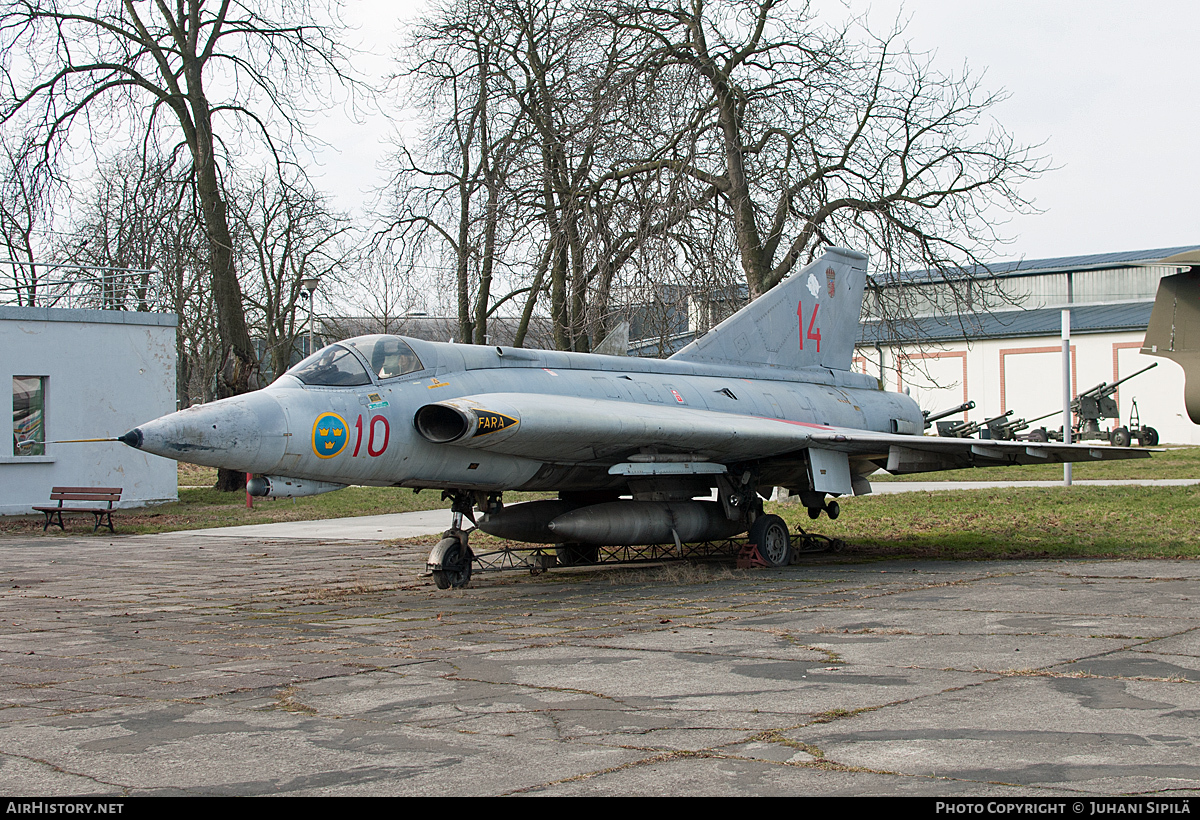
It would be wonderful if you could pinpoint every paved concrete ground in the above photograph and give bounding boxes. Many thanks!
[189,509,450,540]
[1,528,1198,797]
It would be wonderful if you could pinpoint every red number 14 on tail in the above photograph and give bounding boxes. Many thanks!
[798,302,821,352]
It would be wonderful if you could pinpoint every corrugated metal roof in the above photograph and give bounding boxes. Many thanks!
[859,301,1155,345]
[892,245,1199,283]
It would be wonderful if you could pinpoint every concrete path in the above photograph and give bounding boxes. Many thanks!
[1,528,1198,796]
[186,509,451,540]
[169,478,1200,542]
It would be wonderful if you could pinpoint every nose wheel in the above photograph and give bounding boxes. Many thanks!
[430,534,473,589]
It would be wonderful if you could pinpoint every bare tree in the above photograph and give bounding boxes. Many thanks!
[0,0,357,488]
[230,170,354,379]
[0,139,51,306]
[387,0,532,346]
[392,0,721,352]
[390,0,1042,356]
[331,244,429,337]
[60,152,218,407]
[608,0,1044,308]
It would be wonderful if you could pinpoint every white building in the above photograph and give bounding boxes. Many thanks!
[857,246,1200,445]
[2,305,178,516]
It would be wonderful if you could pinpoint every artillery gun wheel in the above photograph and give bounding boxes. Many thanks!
[555,542,599,566]
[431,537,474,590]
[1110,427,1131,447]
[748,514,793,567]
[1028,428,1048,443]
[1140,427,1159,447]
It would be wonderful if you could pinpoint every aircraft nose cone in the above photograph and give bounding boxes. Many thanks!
[126,391,288,473]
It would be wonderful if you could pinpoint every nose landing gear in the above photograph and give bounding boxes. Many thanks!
[427,490,477,589]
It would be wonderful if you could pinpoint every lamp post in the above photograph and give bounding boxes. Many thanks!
[1062,271,1075,487]
[301,276,321,356]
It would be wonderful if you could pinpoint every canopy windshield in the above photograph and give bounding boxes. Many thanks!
[342,335,424,380]
[285,344,372,386]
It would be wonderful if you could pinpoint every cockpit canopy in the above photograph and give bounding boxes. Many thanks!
[285,335,425,386]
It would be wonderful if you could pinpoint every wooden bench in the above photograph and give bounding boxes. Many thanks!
[33,487,122,533]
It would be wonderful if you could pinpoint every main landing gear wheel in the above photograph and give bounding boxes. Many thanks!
[431,537,474,590]
[748,514,792,568]
[555,542,599,567]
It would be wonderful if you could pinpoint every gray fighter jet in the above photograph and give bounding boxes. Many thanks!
[1142,265,1200,424]
[121,247,1149,587]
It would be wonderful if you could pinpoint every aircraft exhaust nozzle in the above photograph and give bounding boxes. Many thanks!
[247,475,348,498]
[547,500,746,546]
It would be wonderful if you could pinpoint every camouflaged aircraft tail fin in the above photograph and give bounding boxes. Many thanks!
[670,247,868,372]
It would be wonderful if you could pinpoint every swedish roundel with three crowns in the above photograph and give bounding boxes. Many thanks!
[312,412,349,459]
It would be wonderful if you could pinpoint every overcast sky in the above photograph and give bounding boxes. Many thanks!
[312,0,1200,264]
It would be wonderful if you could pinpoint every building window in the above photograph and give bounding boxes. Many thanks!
[13,376,46,456]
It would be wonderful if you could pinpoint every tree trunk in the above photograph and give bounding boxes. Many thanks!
[186,61,257,492]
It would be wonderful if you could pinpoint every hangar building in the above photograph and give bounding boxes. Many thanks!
[856,246,1199,445]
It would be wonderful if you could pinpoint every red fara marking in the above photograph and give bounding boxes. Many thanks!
[367,415,390,457]
[671,389,684,403]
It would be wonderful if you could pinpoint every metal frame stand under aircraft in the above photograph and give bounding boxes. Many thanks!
[428,526,845,586]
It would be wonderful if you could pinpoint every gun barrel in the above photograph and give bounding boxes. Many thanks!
[982,410,1015,425]
[1107,361,1159,390]
[1075,362,1159,402]
[1024,409,1061,425]
[923,401,976,427]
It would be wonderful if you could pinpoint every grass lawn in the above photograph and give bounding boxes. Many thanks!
[872,445,1200,481]
[768,484,1200,560]
[0,484,453,536]
[4,449,1195,560]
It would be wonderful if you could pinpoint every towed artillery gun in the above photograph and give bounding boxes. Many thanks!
[987,409,1062,442]
[1068,362,1159,447]
[936,409,1013,439]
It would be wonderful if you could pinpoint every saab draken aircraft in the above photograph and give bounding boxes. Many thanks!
[121,247,1150,587]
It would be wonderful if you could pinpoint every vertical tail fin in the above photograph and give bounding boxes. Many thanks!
[1142,269,1200,423]
[670,247,868,371]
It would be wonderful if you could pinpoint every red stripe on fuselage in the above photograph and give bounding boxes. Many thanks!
[756,417,834,430]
